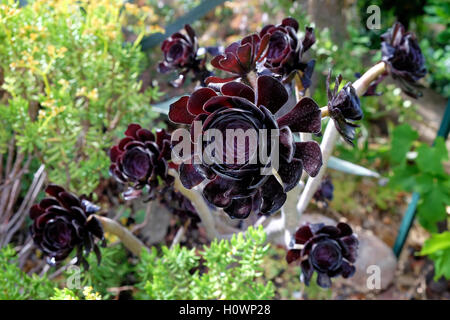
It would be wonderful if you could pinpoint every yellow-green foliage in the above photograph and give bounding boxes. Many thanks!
[0,0,162,194]
[136,226,275,300]
[0,245,55,299]
[51,286,102,300]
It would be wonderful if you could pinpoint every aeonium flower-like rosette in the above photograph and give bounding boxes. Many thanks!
[158,24,198,73]
[286,222,359,288]
[260,17,316,89]
[169,75,323,219]
[313,176,334,207]
[158,25,210,87]
[325,70,363,145]
[206,33,270,85]
[30,184,105,268]
[109,124,172,200]
[381,22,427,98]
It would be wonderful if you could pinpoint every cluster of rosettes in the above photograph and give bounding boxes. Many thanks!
[380,22,426,98]
[159,18,316,93]
[28,18,429,286]
[169,76,323,219]
[30,185,105,268]
[163,18,324,219]
[286,222,359,288]
[158,24,211,87]
[109,123,172,200]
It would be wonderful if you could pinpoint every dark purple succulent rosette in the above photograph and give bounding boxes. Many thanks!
[109,123,172,200]
[286,222,358,288]
[158,25,210,87]
[326,70,363,145]
[381,22,426,98]
[260,17,316,88]
[169,75,323,219]
[30,184,105,268]
[313,176,334,206]
[206,32,270,85]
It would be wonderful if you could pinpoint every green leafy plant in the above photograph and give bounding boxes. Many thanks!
[0,246,55,299]
[0,0,162,194]
[388,124,449,231]
[421,0,450,97]
[420,232,450,280]
[135,226,275,300]
[65,245,133,299]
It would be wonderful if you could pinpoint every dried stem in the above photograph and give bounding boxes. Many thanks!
[170,226,185,249]
[1,162,44,247]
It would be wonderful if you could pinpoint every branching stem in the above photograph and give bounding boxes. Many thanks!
[295,62,387,218]
[90,214,149,257]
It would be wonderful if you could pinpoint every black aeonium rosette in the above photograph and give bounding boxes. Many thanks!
[313,176,334,207]
[381,22,427,98]
[260,17,316,88]
[169,75,323,219]
[109,123,172,200]
[286,222,358,288]
[206,33,270,84]
[30,184,105,268]
[326,70,363,145]
[158,24,211,87]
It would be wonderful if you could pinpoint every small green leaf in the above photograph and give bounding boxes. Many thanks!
[417,188,447,232]
[389,164,418,191]
[390,124,418,164]
[416,138,448,175]
[420,232,450,255]
[434,249,450,280]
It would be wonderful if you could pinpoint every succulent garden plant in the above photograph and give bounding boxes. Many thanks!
[158,24,211,87]
[260,17,316,88]
[286,222,359,288]
[169,75,323,219]
[30,185,105,268]
[27,14,428,291]
[109,124,172,200]
[381,22,427,98]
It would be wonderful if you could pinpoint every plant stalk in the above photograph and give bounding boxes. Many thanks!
[169,168,219,240]
[295,61,387,218]
[90,215,149,257]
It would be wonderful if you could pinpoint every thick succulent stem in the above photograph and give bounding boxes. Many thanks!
[295,61,387,218]
[296,120,339,215]
[276,80,311,242]
[320,107,329,117]
[91,215,149,257]
[243,71,258,90]
[168,168,219,240]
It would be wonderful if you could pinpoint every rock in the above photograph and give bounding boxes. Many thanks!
[341,229,397,293]
[140,201,171,245]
